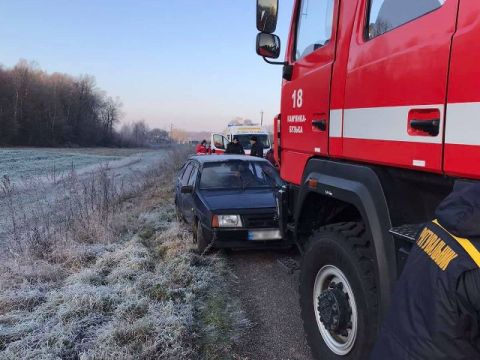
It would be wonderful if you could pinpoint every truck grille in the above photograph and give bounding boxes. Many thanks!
[243,213,278,229]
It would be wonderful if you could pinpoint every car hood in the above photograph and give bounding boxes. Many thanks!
[199,188,277,211]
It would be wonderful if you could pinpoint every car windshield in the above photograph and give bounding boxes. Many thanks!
[199,160,283,190]
[235,134,270,150]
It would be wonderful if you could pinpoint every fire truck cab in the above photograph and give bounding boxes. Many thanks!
[256,0,480,358]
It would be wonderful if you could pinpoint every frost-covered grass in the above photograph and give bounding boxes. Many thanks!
[0,148,167,244]
[0,147,159,183]
[0,146,249,359]
[0,148,124,181]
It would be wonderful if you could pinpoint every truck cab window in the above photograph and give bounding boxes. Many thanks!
[294,0,334,61]
[367,0,445,39]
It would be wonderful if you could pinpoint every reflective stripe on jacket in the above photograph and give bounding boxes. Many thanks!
[371,219,480,360]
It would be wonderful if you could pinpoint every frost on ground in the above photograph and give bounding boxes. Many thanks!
[0,148,123,181]
[0,147,157,182]
[0,148,167,244]
[0,147,249,359]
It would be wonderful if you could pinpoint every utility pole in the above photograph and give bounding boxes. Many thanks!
[260,110,264,126]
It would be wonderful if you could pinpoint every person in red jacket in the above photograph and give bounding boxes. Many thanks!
[195,140,208,155]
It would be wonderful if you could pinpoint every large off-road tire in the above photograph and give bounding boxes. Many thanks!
[299,222,378,360]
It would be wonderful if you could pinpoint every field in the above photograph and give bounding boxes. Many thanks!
[0,148,166,243]
[0,148,154,182]
[0,146,248,359]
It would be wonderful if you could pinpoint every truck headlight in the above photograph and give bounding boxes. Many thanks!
[212,215,243,228]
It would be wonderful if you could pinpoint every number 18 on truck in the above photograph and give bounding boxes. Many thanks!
[255,0,480,358]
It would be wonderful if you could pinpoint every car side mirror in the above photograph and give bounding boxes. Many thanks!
[257,0,278,33]
[256,33,281,59]
[181,185,193,194]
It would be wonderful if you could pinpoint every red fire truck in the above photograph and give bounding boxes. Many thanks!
[255,0,480,358]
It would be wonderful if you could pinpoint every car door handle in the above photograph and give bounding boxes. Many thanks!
[312,119,327,131]
[410,119,440,136]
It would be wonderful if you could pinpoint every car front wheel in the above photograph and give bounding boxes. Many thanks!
[175,201,182,222]
[195,221,212,254]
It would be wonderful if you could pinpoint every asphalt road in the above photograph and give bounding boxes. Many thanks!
[227,249,314,360]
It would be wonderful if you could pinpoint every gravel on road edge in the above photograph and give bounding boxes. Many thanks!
[227,250,314,360]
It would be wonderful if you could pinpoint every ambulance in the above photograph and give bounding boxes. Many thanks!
[211,123,272,156]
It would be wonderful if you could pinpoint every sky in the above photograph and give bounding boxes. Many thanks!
[0,0,294,132]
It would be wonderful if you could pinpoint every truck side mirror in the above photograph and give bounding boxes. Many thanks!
[256,33,281,59]
[257,0,278,33]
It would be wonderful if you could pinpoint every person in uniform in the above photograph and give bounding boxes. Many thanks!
[371,184,480,360]
[225,136,245,155]
[250,136,263,157]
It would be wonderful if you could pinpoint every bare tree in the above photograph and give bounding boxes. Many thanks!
[0,60,124,147]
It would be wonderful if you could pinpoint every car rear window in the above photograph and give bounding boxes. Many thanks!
[199,160,282,190]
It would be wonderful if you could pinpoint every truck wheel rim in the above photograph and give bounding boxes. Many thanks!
[313,265,358,355]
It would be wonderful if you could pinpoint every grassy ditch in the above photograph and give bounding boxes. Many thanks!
[0,147,249,359]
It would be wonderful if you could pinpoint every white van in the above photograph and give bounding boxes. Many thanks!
[211,125,271,156]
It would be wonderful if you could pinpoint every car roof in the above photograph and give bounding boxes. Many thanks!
[188,154,269,165]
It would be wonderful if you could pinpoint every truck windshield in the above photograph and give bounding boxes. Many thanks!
[199,160,282,190]
[235,134,270,150]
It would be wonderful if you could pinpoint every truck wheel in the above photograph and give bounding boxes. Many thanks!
[299,222,378,360]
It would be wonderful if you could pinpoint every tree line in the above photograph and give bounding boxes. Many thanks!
[0,60,123,146]
[118,120,171,147]
[0,60,172,148]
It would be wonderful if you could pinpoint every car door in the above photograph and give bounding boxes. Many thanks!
[281,0,338,157]
[211,134,229,154]
[342,0,459,172]
[175,163,188,211]
[182,163,199,224]
[178,162,194,218]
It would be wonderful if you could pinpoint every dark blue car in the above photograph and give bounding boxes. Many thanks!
[174,155,288,252]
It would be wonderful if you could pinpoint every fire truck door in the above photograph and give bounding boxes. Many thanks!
[281,0,338,157]
[343,0,459,173]
[444,2,480,179]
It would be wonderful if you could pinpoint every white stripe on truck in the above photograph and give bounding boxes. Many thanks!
[329,109,343,137]
[342,104,444,144]
[445,102,480,145]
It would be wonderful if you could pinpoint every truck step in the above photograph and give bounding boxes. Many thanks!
[389,223,426,243]
[277,256,300,274]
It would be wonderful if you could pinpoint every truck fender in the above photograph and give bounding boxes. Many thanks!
[295,158,396,317]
